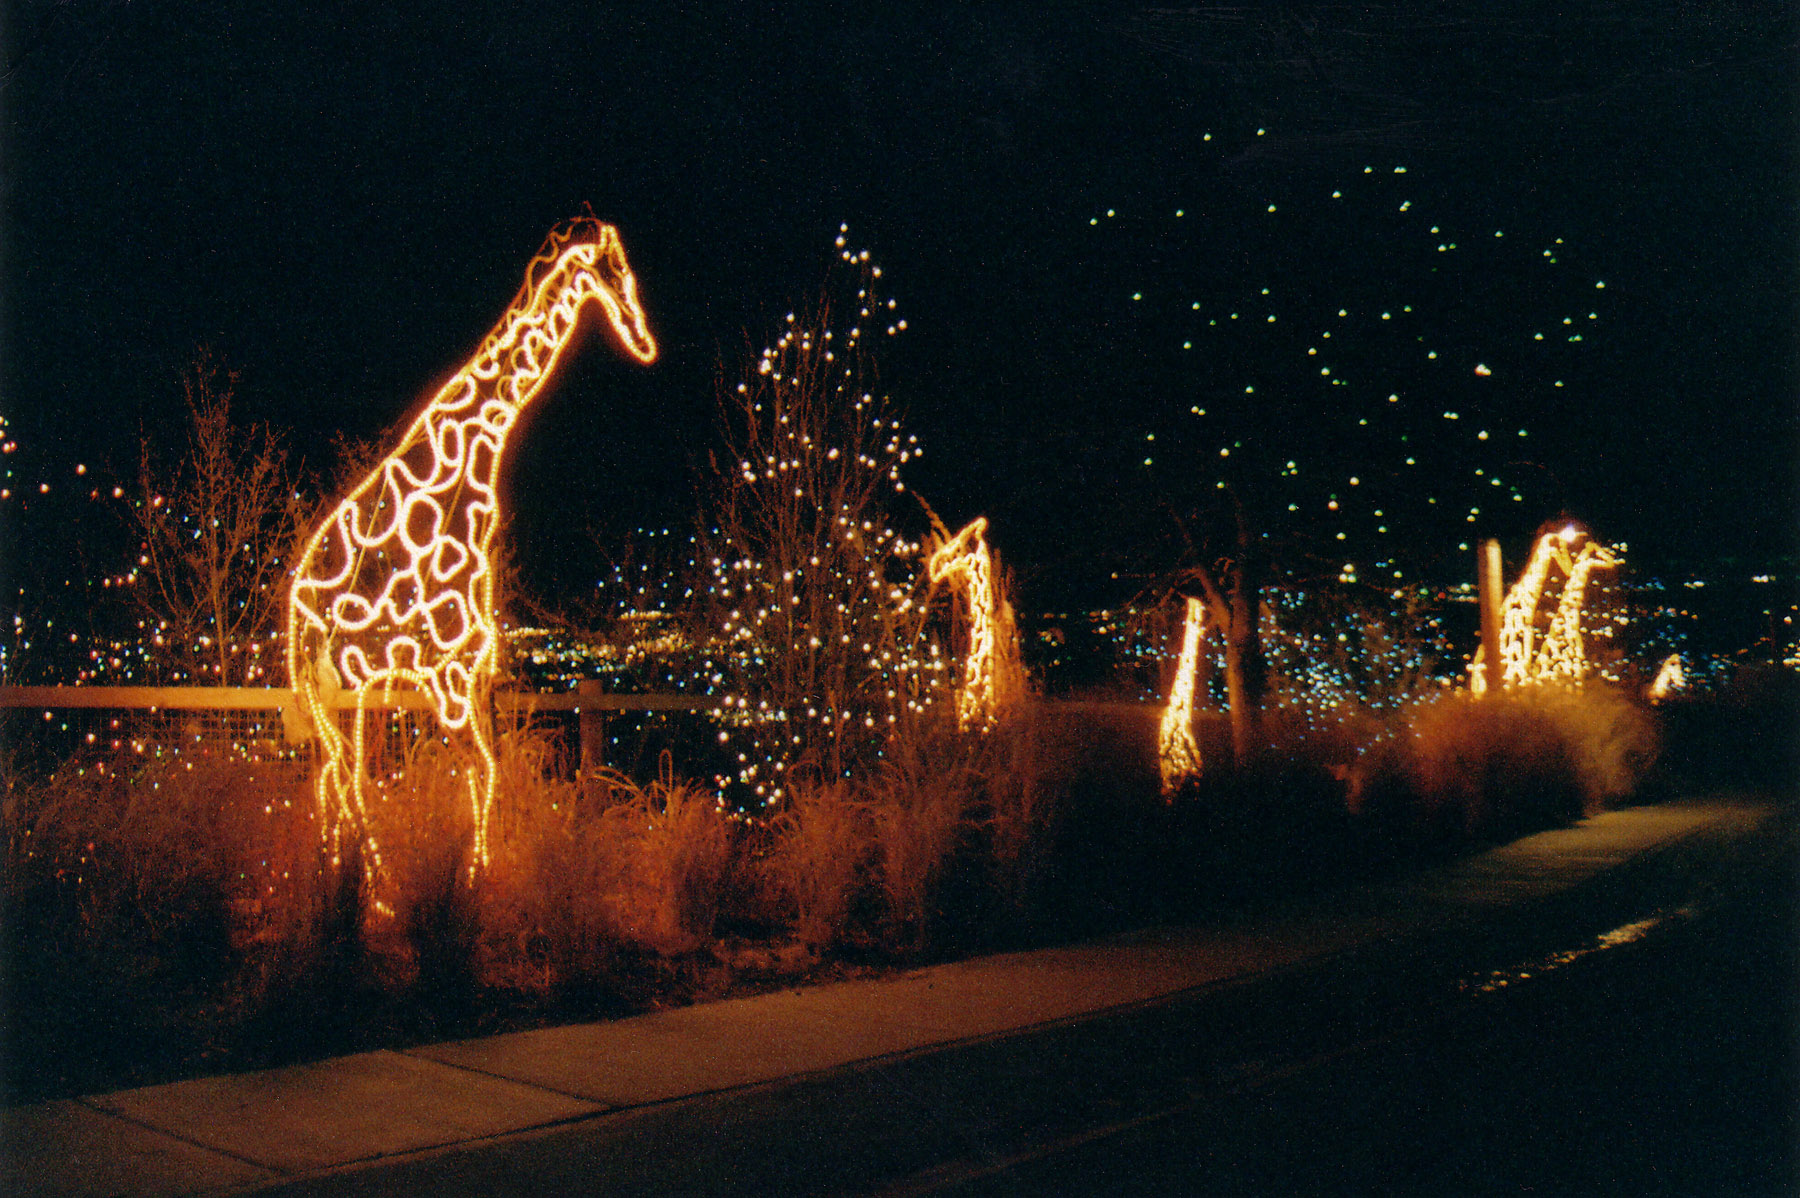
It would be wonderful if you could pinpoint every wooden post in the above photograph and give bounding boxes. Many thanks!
[577,678,606,777]
[1478,538,1504,693]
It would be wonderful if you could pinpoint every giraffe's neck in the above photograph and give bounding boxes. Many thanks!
[429,250,601,436]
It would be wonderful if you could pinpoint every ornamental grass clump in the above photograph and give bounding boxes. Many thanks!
[976,705,1062,914]
[758,775,874,951]
[2,745,319,1099]
[864,717,983,953]
[1354,682,1658,848]
[480,745,733,990]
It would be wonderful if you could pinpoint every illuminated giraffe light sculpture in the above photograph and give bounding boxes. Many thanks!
[1158,596,1207,795]
[927,516,1023,731]
[1533,537,1620,682]
[288,217,656,876]
[1648,654,1685,701]
[1470,525,1619,693]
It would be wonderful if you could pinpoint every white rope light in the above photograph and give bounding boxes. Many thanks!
[287,218,656,880]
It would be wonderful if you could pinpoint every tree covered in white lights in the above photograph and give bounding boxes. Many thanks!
[696,229,948,807]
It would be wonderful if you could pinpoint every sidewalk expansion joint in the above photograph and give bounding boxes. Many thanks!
[75,1094,290,1176]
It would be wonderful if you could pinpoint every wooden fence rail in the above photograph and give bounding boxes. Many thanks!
[0,682,711,772]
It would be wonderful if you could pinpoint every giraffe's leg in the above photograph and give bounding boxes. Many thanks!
[299,679,358,857]
[466,699,497,875]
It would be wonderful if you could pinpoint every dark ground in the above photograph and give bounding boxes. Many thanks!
[941,809,1796,1196]
[242,795,1795,1197]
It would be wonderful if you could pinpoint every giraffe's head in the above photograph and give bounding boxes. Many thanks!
[558,217,658,365]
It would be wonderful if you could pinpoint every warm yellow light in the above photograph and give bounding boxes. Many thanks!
[1158,596,1206,795]
[927,517,1022,730]
[1473,526,1620,693]
[287,218,655,878]
[1648,653,1685,701]
[1534,539,1619,682]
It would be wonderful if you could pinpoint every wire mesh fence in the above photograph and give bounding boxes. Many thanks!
[0,686,719,788]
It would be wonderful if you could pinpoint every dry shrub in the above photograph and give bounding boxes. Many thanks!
[483,743,732,983]
[1538,683,1662,807]
[598,760,733,955]
[1359,683,1659,845]
[978,705,1061,909]
[759,777,873,951]
[4,750,318,982]
[480,765,619,992]
[864,718,982,951]
[756,705,1069,953]
[1657,665,1799,789]
[350,718,484,1002]
[3,746,326,1096]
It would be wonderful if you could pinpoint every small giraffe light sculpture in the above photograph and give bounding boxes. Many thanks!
[927,516,1022,731]
[1533,538,1619,682]
[1648,653,1685,701]
[1470,524,1619,693]
[288,217,656,874]
[1158,596,1207,795]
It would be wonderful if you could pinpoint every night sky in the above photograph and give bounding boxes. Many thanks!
[4,3,1795,615]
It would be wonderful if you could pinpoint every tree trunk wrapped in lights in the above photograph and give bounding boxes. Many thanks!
[697,229,945,808]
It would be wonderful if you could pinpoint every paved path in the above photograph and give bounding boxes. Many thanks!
[4,797,1780,1197]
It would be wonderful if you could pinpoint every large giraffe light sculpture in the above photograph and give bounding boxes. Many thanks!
[1158,596,1207,795]
[1469,525,1619,693]
[288,217,656,875]
[927,516,1023,731]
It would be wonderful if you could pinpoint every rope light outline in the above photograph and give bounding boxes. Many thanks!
[1158,595,1207,794]
[287,218,655,880]
[927,516,1020,731]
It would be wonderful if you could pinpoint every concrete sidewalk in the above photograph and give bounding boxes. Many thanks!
[5,798,1780,1197]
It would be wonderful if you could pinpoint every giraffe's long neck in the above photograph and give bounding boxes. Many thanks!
[1499,536,1564,686]
[1537,544,1615,677]
[429,254,596,428]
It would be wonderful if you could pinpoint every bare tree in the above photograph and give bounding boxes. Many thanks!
[696,235,944,806]
[129,348,305,686]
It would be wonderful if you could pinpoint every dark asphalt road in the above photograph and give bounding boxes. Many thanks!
[928,816,1798,1197]
[260,805,1795,1198]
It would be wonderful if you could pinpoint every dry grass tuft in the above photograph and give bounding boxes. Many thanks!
[864,718,981,951]
[1355,683,1659,845]
[758,777,873,951]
